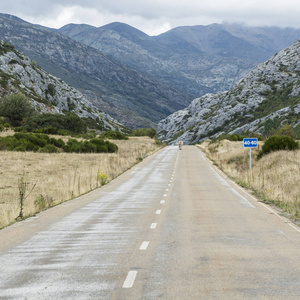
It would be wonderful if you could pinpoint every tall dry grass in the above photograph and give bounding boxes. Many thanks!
[199,139,300,222]
[0,136,160,228]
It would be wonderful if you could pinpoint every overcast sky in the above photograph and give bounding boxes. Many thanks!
[0,0,300,36]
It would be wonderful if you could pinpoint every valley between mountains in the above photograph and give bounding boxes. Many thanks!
[0,12,300,299]
[0,13,300,133]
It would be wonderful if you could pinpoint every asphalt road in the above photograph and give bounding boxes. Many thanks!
[0,146,300,299]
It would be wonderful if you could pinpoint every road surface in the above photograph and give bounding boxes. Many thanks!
[0,145,300,299]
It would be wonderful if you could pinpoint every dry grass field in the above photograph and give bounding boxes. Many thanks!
[198,139,300,223]
[0,135,161,228]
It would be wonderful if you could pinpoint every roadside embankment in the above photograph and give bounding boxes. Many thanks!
[198,139,300,224]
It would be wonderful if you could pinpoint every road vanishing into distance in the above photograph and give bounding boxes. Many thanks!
[1,146,300,299]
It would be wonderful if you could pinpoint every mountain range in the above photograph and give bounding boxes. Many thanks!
[0,13,300,130]
[59,22,300,96]
[0,14,190,128]
[157,40,300,144]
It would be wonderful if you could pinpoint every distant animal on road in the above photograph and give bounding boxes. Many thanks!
[178,140,183,150]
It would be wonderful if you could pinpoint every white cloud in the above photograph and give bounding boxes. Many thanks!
[0,0,299,35]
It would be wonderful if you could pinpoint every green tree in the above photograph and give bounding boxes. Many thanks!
[0,93,35,127]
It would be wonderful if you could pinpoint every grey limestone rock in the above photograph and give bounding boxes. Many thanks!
[0,41,122,131]
[158,40,300,144]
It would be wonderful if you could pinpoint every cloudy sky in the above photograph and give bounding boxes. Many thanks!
[0,0,299,35]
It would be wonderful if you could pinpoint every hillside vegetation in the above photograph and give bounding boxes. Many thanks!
[198,139,300,223]
[0,41,123,132]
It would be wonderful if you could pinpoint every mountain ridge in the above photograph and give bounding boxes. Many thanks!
[59,21,300,96]
[0,13,191,128]
[1,13,300,131]
[157,40,300,144]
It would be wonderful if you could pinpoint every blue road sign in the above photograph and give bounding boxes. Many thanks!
[243,138,258,148]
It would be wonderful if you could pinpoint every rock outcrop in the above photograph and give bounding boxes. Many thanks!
[0,41,121,130]
[158,40,300,144]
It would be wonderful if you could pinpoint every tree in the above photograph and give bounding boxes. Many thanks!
[0,93,35,127]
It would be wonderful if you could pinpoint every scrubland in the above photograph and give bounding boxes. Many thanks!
[198,140,300,223]
[0,136,160,228]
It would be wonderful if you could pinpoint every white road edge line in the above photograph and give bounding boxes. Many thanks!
[198,147,300,234]
[123,271,137,288]
[150,223,157,229]
[259,202,300,234]
[140,241,150,250]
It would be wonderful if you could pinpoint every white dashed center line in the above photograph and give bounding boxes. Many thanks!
[139,241,150,250]
[150,223,157,229]
[123,271,138,288]
[156,210,161,215]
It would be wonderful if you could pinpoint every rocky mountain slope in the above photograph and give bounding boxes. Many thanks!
[0,14,191,128]
[157,40,300,144]
[59,22,300,96]
[0,40,121,131]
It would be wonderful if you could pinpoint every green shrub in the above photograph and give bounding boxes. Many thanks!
[275,124,296,138]
[63,139,82,153]
[0,132,118,154]
[82,141,97,153]
[90,138,108,152]
[34,126,58,134]
[50,138,65,148]
[14,145,26,152]
[57,129,70,136]
[106,141,118,153]
[258,135,299,159]
[0,133,65,152]
[23,113,87,134]
[100,130,128,140]
[130,128,156,138]
[0,93,35,126]
[38,144,58,153]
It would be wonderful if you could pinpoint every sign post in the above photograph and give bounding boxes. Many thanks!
[243,138,258,169]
